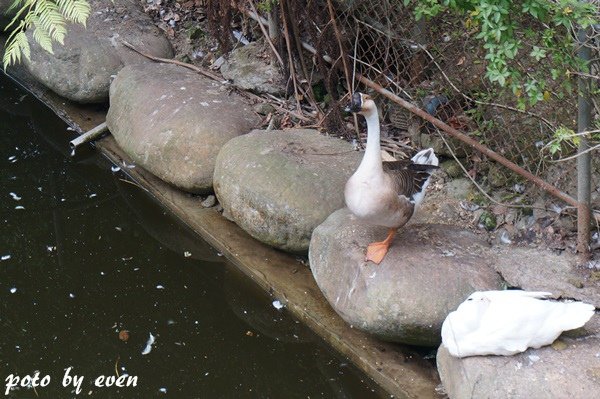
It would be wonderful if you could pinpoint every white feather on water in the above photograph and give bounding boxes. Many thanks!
[141,333,156,355]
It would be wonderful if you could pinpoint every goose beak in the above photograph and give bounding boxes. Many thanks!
[345,92,363,113]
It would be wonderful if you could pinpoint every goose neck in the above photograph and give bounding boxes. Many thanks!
[360,109,382,171]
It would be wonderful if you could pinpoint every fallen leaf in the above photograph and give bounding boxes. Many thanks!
[119,330,130,342]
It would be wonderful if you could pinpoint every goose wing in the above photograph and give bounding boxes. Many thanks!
[383,160,438,199]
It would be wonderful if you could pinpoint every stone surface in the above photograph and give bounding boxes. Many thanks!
[309,208,503,345]
[213,129,361,253]
[444,178,472,200]
[220,41,285,95]
[107,63,259,193]
[23,0,173,103]
[492,246,600,308]
[437,314,600,399]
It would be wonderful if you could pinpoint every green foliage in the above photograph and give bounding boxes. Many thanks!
[547,126,579,155]
[257,0,279,13]
[408,0,599,108]
[3,0,91,70]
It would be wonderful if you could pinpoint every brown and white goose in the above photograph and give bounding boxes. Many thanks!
[345,92,439,264]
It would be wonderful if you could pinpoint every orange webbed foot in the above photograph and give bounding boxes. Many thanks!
[365,228,397,265]
[365,241,391,264]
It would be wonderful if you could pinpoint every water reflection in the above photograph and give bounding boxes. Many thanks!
[0,74,385,398]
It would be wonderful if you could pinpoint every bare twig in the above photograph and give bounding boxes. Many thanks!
[279,0,303,114]
[121,40,222,81]
[246,0,285,68]
[115,356,120,378]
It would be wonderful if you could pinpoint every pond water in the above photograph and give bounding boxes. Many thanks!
[0,74,386,398]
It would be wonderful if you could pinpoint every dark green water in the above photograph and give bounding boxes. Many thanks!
[0,74,386,398]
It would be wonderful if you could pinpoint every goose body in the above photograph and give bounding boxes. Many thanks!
[344,92,438,263]
[441,290,596,358]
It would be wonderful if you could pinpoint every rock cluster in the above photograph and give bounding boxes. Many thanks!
[106,63,259,193]
[23,0,173,103]
[309,209,503,345]
[214,129,360,253]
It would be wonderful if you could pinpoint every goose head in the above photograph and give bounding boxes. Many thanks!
[346,92,376,116]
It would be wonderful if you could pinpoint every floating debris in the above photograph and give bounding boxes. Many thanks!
[119,330,130,342]
[272,300,285,310]
[141,333,156,355]
[9,192,21,201]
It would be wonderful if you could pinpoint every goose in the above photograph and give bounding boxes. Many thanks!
[344,92,439,264]
[441,290,596,358]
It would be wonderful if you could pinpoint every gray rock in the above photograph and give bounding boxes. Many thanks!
[23,0,173,103]
[213,129,360,253]
[418,132,468,158]
[437,315,600,399]
[440,159,463,178]
[201,195,217,208]
[107,63,259,193]
[220,41,285,95]
[445,178,472,200]
[309,209,503,345]
[492,246,600,308]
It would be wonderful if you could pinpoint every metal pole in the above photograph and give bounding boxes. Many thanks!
[69,122,108,151]
[577,26,592,261]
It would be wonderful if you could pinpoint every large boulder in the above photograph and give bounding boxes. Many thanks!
[437,315,600,399]
[22,0,173,103]
[107,63,259,193]
[220,41,285,95]
[309,209,503,345]
[213,129,361,253]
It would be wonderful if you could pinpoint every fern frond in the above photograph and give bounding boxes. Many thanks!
[3,0,91,69]
[57,0,90,25]
[35,3,67,44]
[4,0,34,31]
[32,16,54,54]
[6,0,31,14]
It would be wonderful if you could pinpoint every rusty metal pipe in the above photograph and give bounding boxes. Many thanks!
[356,74,579,208]
[69,122,109,151]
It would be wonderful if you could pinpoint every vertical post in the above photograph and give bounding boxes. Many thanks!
[268,8,279,46]
[576,26,592,262]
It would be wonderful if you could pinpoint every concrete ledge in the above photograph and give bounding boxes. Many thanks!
[5,68,440,399]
